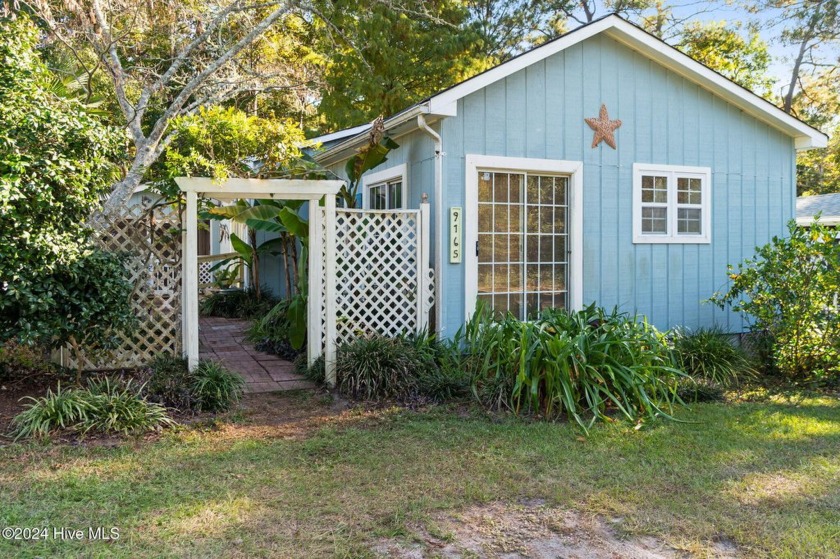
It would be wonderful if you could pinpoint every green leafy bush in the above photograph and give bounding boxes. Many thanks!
[294,353,325,384]
[0,17,130,361]
[461,304,683,430]
[82,378,173,435]
[671,327,755,386]
[199,286,277,319]
[192,360,245,412]
[247,299,305,359]
[11,379,172,440]
[320,332,470,402]
[711,220,840,381]
[144,355,243,413]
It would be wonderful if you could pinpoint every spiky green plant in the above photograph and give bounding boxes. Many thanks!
[81,378,173,435]
[11,384,93,440]
[11,379,172,439]
[460,304,685,431]
[191,361,245,412]
[334,337,420,400]
[671,327,755,386]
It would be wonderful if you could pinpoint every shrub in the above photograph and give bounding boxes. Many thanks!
[144,354,193,410]
[143,355,244,413]
[199,286,276,319]
[192,361,245,412]
[711,220,840,381]
[461,304,683,430]
[0,340,53,381]
[0,18,131,376]
[11,379,172,440]
[335,337,419,400]
[671,327,755,386]
[247,300,305,360]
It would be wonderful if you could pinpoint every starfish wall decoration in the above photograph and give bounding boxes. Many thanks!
[585,104,622,149]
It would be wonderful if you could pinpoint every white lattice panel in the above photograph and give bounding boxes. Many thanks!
[66,203,182,370]
[319,208,433,349]
[198,261,214,286]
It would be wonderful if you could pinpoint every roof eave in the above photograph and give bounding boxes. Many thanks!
[314,104,434,166]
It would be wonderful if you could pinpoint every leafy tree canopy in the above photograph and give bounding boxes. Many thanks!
[315,0,487,130]
[677,20,772,94]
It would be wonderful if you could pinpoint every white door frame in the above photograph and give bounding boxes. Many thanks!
[464,155,584,321]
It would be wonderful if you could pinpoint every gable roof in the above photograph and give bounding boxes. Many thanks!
[314,14,828,165]
[797,193,840,225]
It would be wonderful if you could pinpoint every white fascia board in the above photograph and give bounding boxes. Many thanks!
[797,216,840,226]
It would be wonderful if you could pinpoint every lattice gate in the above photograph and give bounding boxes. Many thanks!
[64,202,182,370]
[313,204,434,352]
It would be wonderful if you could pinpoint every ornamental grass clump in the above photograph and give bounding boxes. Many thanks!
[334,337,420,400]
[191,360,245,412]
[11,379,172,440]
[461,304,684,430]
[671,327,755,386]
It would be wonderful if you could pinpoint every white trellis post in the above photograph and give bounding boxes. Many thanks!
[307,201,324,370]
[418,199,431,331]
[323,194,338,387]
[183,190,200,370]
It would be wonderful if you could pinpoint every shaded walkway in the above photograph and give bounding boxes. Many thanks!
[199,317,316,393]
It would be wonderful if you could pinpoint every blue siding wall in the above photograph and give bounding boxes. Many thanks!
[435,34,796,336]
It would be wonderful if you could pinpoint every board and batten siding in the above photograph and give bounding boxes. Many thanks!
[436,33,796,336]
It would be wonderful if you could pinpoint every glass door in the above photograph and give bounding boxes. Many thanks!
[476,170,569,319]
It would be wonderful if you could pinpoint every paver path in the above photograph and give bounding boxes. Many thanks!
[199,317,316,393]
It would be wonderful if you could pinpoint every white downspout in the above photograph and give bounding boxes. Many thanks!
[417,114,444,336]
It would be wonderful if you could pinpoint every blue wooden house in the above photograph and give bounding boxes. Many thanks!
[311,14,827,337]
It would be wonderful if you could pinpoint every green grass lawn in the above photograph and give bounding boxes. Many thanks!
[0,393,838,558]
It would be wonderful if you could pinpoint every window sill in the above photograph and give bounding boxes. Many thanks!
[633,235,711,244]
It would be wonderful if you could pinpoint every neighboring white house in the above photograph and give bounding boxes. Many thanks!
[797,193,840,227]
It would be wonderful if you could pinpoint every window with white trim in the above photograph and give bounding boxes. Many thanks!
[368,178,403,209]
[363,163,407,210]
[633,164,711,244]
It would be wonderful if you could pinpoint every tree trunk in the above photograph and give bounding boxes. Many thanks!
[249,229,261,299]
[289,237,299,296]
[783,10,820,114]
[68,335,84,386]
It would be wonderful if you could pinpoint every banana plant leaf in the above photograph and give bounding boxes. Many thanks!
[245,218,286,234]
[278,207,308,238]
[229,233,253,265]
[234,204,284,223]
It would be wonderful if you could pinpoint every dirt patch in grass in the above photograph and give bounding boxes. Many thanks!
[374,501,740,559]
[0,375,58,433]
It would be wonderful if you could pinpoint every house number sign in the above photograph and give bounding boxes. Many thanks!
[450,207,462,263]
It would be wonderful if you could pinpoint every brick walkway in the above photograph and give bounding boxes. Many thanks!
[199,317,316,393]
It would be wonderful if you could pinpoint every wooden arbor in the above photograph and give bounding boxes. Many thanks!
[175,177,344,385]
